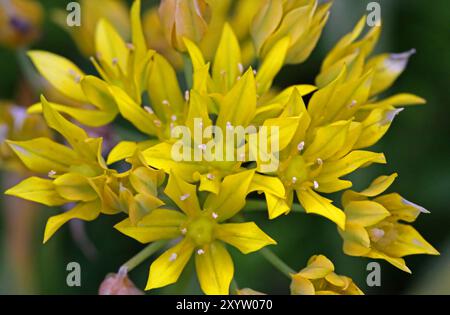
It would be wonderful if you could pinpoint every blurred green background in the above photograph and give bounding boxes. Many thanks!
[0,0,449,294]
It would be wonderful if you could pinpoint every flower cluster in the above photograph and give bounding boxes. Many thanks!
[3,0,438,295]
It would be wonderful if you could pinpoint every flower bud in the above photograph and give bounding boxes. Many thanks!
[0,0,43,48]
[158,0,211,52]
[99,267,144,295]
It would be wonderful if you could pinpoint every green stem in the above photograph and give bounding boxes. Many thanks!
[122,241,167,272]
[243,199,304,213]
[259,248,295,279]
[183,54,193,90]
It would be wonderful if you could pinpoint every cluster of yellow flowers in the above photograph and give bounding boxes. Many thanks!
[3,0,438,295]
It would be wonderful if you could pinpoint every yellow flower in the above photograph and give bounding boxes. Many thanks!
[252,86,386,226]
[316,16,426,113]
[116,170,276,295]
[0,0,43,48]
[0,102,50,173]
[338,174,439,273]
[52,0,130,57]
[251,0,331,64]
[290,255,363,295]
[5,98,166,243]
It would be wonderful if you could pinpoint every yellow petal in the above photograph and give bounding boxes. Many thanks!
[213,23,241,92]
[366,249,411,273]
[375,193,426,222]
[383,224,439,257]
[359,173,398,197]
[95,19,128,75]
[345,200,391,227]
[130,0,147,61]
[339,223,371,255]
[107,141,137,165]
[215,222,276,254]
[147,54,185,115]
[195,241,234,295]
[28,101,116,128]
[203,170,255,221]
[44,200,101,243]
[146,238,195,290]
[5,177,68,206]
[143,142,209,180]
[304,120,351,160]
[251,0,283,54]
[354,107,404,149]
[216,68,256,129]
[80,75,118,113]
[367,50,416,96]
[54,173,98,202]
[362,93,426,110]
[28,51,86,102]
[290,275,315,295]
[109,85,159,136]
[41,96,94,159]
[249,173,286,198]
[130,166,161,196]
[256,36,290,95]
[165,171,202,217]
[263,116,300,151]
[265,193,291,219]
[297,254,335,279]
[297,189,346,229]
[318,151,386,181]
[6,138,77,173]
[115,209,185,243]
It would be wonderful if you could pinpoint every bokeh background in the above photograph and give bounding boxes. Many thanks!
[0,0,449,294]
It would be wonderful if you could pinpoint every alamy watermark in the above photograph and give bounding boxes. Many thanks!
[66,2,81,27]
[367,2,381,27]
[171,119,280,173]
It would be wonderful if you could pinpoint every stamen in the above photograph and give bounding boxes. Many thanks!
[144,106,154,114]
[206,173,215,180]
[181,228,187,235]
[197,249,205,255]
[171,115,177,122]
[347,100,357,109]
[112,57,119,65]
[198,144,207,151]
[169,253,178,262]
[238,63,244,74]
[253,69,257,75]
[185,90,190,102]
[126,43,135,50]
[48,170,56,177]
[370,228,385,242]
[180,193,190,201]
[313,181,319,189]
[212,212,219,219]
[297,141,305,152]
[162,100,170,106]
[226,122,233,130]
[316,158,323,166]
[292,177,297,184]
[153,119,162,127]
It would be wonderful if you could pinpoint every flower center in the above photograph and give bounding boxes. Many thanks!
[186,216,215,246]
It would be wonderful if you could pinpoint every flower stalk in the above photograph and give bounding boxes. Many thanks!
[122,241,167,272]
